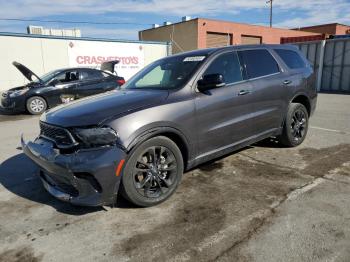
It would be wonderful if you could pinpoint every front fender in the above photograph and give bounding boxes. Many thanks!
[126,125,190,151]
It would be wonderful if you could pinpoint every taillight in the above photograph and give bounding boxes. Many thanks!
[117,79,125,85]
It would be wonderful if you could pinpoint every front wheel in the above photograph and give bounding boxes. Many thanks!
[121,136,183,207]
[279,103,309,147]
[26,96,47,115]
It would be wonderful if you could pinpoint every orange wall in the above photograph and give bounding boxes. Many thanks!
[297,24,350,35]
[335,24,350,35]
[197,18,320,48]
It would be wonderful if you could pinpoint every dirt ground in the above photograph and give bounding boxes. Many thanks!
[0,94,349,262]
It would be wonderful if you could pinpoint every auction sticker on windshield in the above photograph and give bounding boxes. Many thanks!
[183,56,206,62]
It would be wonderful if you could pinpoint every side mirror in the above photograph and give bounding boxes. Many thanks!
[197,74,225,92]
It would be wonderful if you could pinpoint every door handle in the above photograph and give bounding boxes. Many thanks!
[283,80,292,85]
[238,90,251,96]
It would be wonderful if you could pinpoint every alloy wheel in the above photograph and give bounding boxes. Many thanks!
[291,109,306,141]
[133,146,178,198]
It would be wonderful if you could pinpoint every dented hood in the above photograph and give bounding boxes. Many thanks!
[13,61,42,83]
[41,89,169,127]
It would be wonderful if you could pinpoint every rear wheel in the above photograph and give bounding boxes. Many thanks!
[279,103,309,147]
[121,136,183,207]
[26,96,47,115]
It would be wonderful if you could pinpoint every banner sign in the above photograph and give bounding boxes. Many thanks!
[67,40,145,80]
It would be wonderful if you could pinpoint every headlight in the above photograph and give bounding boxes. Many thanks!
[74,127,119,147]
[9,88,29,97]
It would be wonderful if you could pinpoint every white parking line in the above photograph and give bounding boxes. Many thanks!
[310,126,346,134]
[287,178,325,201]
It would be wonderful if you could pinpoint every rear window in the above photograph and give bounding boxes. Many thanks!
[80,70,104,80]
[238,49,280,79]
[274,49,306,69]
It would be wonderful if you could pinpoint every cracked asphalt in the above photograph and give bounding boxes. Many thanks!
[0,93,349,262]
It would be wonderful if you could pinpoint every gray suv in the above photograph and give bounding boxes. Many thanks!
[22,44,317,207]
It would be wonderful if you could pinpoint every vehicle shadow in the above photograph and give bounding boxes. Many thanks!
[0,106,35,123]
[193,139,286,172]
[0,153,103,215]
[253,137,285,148]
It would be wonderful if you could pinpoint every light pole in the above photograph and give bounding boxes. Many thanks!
[267,0,273,27]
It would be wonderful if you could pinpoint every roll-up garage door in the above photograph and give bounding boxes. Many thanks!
[241,35,262,45]
[206,32,232,48]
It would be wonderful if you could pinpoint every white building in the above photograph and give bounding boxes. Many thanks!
[0,32,171,91]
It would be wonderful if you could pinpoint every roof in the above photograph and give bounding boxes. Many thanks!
[0,31,169,45]
[139,17,317,34]
[140,18,199,32]
[296,23,350,30]
[51,67,103,72]
[166,44,298,58]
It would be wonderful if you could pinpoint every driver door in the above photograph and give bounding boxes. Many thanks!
[49,70,79,105]
[194,51,256,157]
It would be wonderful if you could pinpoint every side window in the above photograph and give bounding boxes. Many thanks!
[54,71,78,83]
[91,70,104,79]
[80,71,89,80]
[274,49,306,69]
[204,52,243,84]
[238,49,280,79]
[80,70,103,81]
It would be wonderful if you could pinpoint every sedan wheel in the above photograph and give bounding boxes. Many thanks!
[121,136,183,207]
[26,96,47,115]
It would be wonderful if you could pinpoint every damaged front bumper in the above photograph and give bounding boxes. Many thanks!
[0,94,26,111]
[21,136,127,206]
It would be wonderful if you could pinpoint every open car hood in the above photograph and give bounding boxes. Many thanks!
[100,60,119,74]
[12,61,42,83]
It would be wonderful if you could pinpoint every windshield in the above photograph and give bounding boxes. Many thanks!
[123,54,207,90]
[33,69,62,83]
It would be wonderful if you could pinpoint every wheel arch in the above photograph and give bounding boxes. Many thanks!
[126,127,191,170]
[291,94,311,116]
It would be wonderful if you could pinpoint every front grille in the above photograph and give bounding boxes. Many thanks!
[40,122,74,147]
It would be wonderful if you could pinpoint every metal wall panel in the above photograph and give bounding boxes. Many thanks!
[206,32,232,48]
[241,35,262,45]
[294,38,350,93]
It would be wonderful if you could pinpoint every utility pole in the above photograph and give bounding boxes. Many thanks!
[267,0,273,27]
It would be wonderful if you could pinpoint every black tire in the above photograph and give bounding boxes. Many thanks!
[279,103,309,147]
[26,96,47,115]
[121,136,183,207]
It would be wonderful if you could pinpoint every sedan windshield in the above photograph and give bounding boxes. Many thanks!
[123,54,207,90]
[33,70,62,83]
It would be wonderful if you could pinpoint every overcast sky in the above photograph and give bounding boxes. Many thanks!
[0,0,349,40]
